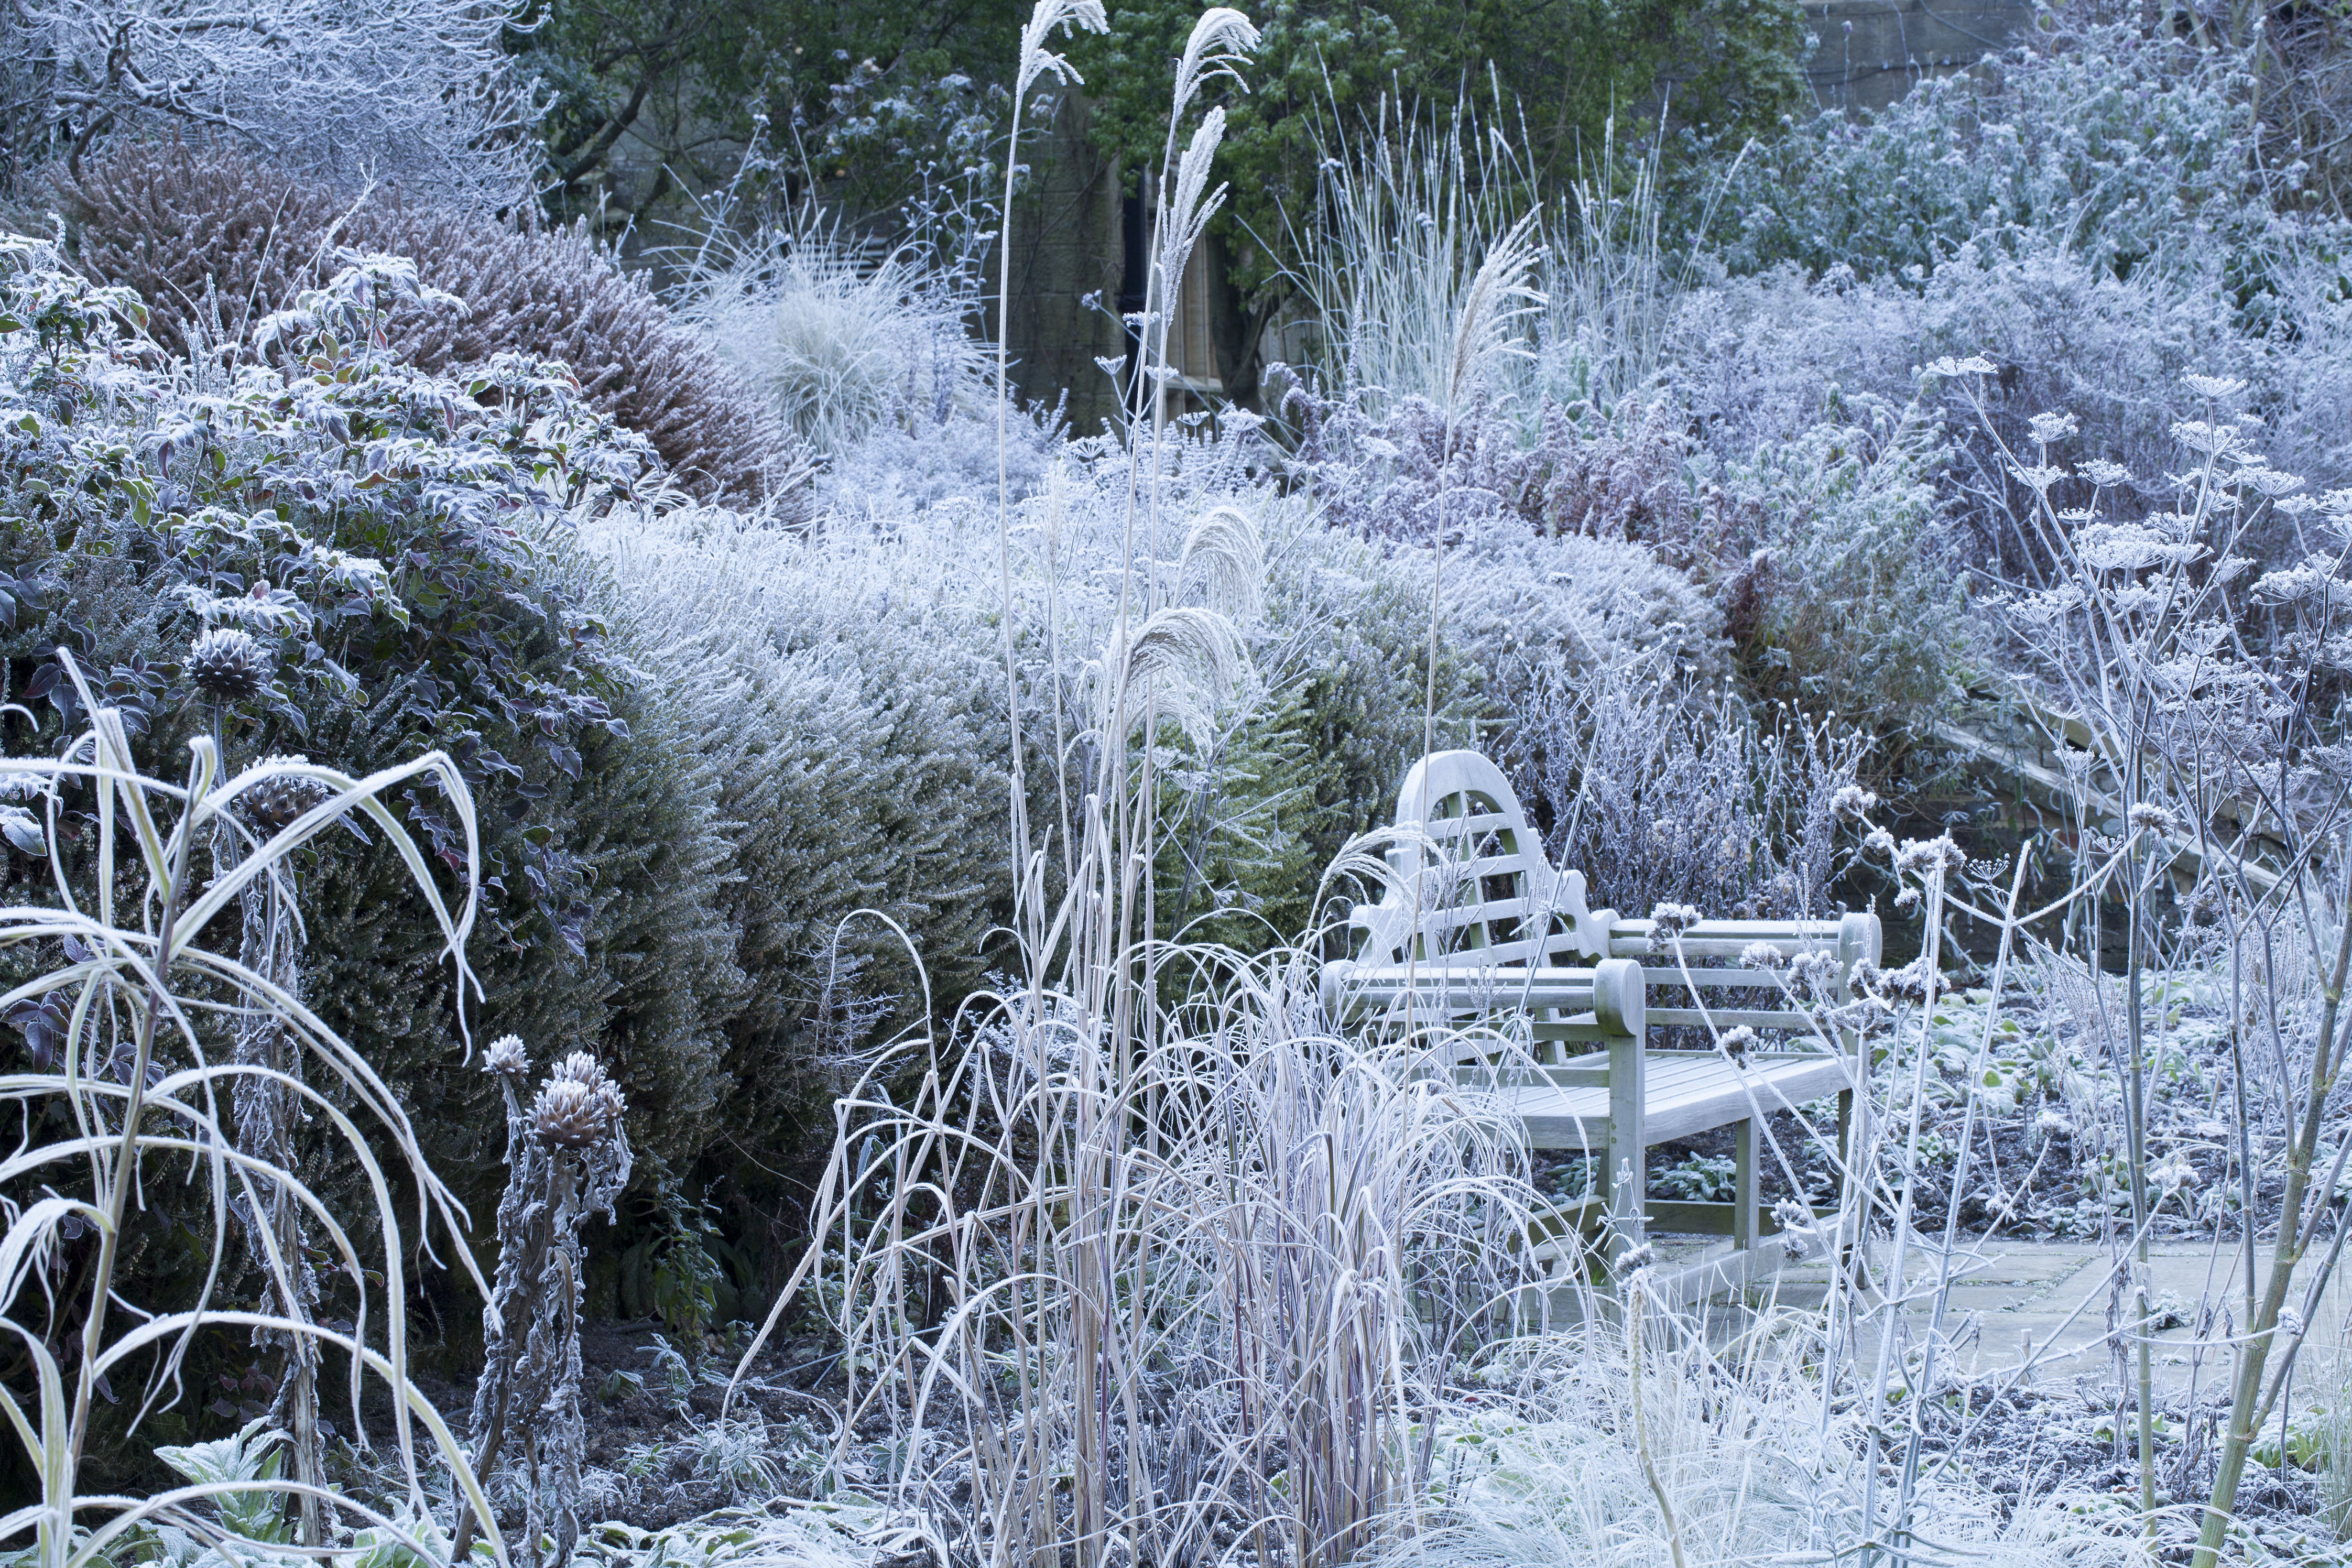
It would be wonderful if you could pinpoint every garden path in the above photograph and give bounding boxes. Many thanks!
[1721,1238,2350,1391]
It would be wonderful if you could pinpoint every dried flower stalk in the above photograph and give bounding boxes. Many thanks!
[458,1043,632,1568]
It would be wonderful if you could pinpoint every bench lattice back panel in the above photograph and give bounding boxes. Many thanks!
[1352,750,1617,971]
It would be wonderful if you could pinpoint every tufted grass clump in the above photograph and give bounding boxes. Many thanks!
[677,219,987,464]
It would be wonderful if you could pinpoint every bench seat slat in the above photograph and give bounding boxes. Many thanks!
[1610,919,1848,939]
[1642,967,1807,989]
[1498,1054,1851,1149]
[1609,937,1841,959]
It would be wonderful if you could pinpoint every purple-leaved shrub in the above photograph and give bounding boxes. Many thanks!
[59,139,803,505]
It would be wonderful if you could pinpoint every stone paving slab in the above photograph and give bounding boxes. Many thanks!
[1716,1237,2350,1390]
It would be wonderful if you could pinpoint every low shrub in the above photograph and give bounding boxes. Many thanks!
[1504,658,1866,920]
[1693,404,1967,734]
[1708,19,2272,284]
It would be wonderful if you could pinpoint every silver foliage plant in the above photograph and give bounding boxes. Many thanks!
[23,0,541,208]
[462,1039,634,1568]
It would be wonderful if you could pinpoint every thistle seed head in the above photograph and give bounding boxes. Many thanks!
[549,1050,603,1086]
[483,1034,528,1075]
[530,1052,625,1147]
[243,758,329,832]
[188,628,274,701]
[531,1079,608,1148]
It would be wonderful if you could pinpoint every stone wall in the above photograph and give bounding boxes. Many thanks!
[1804,0,2039,113]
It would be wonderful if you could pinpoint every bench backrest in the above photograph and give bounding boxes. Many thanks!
[1346,749,1881,1055]
[1351,749,1618,969]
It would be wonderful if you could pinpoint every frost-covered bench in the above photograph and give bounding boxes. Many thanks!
[1318,749,1880,1303]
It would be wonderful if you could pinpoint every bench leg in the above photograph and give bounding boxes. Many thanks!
[1606,1029,1645,1268]
[1836,1087,1855,1185]
[1733,1116,1756,1253]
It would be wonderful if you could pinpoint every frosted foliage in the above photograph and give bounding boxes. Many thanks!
[1716,21,2267,283]
[1505,659,1865,921]
[1696,407,1966,728]
[31,0,540,209]
[585,425,1466,967]
[1287,390,1696,547]
[818,388,1059,518]
[60,141,798,504]
[583,502,1015,1097]
[1393,1328,2160,1568]
[1659,244,2352,554]
[471,1056,633,1568]
[0,239,741,1232]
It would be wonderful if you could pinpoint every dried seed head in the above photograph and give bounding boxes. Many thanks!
[1789,949,1843,994]
[483,1034,528,1075]
[1773,1198,1816,1258]
[1891,835,1966,877]
[1830,783,1879,823]
[243,757,330,832]
[549,1050,603,1086]
[1647,903,1702,948]
[531,1079,609,1148]
[530,1051,625,1146]
[1876,957,1937,1001]
[188,628,274,700]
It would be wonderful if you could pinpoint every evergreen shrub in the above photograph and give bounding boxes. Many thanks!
[0,243,742,1245]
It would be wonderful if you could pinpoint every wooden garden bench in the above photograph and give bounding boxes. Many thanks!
[1318,749,1881,1304]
